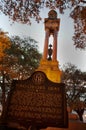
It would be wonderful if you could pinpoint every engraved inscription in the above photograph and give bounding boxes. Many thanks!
[5,71,68,128]
[8,90,63,119]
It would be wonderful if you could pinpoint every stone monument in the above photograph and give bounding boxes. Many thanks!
[37,10,61,83]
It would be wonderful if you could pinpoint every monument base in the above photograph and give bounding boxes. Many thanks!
[36,59,62,83]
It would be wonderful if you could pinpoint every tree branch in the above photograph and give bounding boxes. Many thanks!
[81,0,86,3]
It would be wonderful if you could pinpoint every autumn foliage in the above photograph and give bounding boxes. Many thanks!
[0,30,11,61]
[0,0,86,49]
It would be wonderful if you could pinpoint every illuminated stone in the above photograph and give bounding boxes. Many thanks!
[37,10,62,83]
[37,60,61,83]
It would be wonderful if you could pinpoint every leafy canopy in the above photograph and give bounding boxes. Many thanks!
[0,0,86,49]
[5,35,42,79]
[0,29,11,61]
[62,63,86,109]
[0,34,42,107]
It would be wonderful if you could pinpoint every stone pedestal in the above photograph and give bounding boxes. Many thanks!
[37,59,62,83]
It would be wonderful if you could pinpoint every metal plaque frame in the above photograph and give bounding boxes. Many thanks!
[1,71,68,129]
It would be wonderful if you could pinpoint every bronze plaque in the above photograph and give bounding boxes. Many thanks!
[3,71,68,128]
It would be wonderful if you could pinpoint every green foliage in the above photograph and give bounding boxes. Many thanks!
[6,35,42,79]
[0,35,42,107]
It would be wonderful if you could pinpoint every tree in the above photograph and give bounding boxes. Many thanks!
[70,5,86,49]
[7,36,42,79]
[62,63,86,121]
[0,35,42,110]
[0,0,86,49]
[0,29,11,109]
[0,29,11,60]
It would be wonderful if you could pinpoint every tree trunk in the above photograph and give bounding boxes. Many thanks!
[75,108,84,121]
[1,72,6,109]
